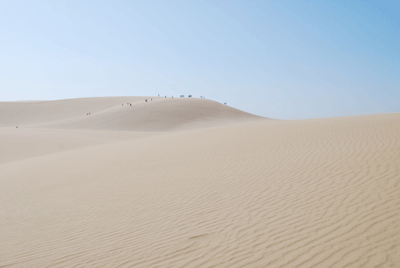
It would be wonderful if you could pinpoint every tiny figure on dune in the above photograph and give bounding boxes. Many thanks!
[122,104,123,106]
[16,126,18,128]
[145,99,147,102]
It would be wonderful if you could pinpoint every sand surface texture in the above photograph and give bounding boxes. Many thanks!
[1,97,399,267]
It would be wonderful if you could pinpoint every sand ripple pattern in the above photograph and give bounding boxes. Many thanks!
[0,114,399,267]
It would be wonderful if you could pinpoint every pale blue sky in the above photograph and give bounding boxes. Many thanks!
[1,1,399,119]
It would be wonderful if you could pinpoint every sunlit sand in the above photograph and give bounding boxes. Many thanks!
[1,97,399,267]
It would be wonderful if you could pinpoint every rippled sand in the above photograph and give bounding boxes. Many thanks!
[1,98,399,267]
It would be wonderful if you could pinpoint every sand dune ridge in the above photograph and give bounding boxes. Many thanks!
[0,98,399,267]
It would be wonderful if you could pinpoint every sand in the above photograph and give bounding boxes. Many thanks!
[0,97,399,267]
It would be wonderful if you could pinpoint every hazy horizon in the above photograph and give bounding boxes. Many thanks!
[1,0,399,119]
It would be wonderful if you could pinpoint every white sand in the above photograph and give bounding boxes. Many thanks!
[0,97,399,267]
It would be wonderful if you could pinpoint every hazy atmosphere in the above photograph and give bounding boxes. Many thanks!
[1,0,399,119]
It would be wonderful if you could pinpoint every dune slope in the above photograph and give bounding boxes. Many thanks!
[0,97,145,127]
[0,128,156,165]
[0,97,264,131]
[0,112,399,267]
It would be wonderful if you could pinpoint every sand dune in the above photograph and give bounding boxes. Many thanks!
[0,98,399,267]
[0,97,143,128]
[0,128,156,165]
[0,97,264,131]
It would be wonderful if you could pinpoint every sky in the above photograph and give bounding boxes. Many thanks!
[1,0,399,119]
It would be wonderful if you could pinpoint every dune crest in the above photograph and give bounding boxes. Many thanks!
[0,97,264,131]
[0,97,399,267]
